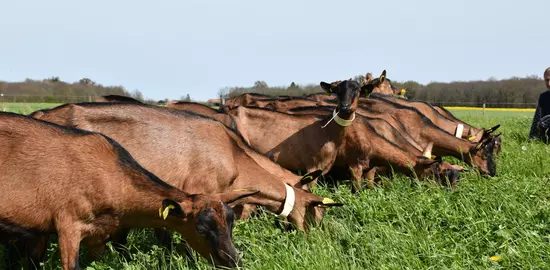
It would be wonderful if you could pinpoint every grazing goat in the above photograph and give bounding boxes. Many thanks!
[0,112,257,269]
[228,80,458,191]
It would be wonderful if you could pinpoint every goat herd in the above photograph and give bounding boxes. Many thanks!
[0,70,502,270]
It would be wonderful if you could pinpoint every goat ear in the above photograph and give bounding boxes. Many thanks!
[296,170,323,188]
[159,199,185,220]
[366,73,374,82]
[320,82,336,95]
[379,70,387,83]
[487,124,501,134]
[313,197,344,208]
[216,189,259,205]
[452,165,465,172]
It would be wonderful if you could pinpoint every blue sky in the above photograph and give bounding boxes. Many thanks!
[1,0,548,101]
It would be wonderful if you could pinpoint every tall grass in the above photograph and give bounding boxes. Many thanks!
[1,106,549,269]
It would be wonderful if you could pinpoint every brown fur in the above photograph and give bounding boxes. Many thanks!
[286,97,498,176]
[284,106,462,186]
[155,103,311,187]
[359,97,498,176]
[227,80,453,191]
[167,101,220,117]
[236,94,497,175]
[372,94,491,142]
[0,112,257,269]
[32,103,339,233]
[360,72,498,144]
[164,101,253,146]
[362,70,400,96]
[223,93,276,111]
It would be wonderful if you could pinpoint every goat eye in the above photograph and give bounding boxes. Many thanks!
[196,224,208,235]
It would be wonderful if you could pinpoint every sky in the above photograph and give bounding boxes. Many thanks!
[0,0,548,101]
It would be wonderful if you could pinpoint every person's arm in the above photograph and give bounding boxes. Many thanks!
[529,96,543,140]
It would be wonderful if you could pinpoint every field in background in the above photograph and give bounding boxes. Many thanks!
[1,102,61,115]
[2,103,549,269]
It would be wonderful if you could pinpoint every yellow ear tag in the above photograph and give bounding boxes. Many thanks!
[431,155,437,160]
[159,207,163,218]
[322,198,335,204]
[302,175,313,180]
[401,89,406,95]
[468,136,476,141]
[162,205,175,220]
[325,91,331,96]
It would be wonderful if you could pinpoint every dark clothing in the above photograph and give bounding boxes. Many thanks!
[529,90,550,142]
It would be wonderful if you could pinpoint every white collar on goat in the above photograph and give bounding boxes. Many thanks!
[321,109,355,128]
[455,124,464,138]
[278,184,295,218]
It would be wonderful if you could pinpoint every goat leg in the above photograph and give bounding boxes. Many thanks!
[349,164,369,193]
[57,227,82,270]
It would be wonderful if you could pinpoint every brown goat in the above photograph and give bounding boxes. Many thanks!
[243,95,498,174]
[0,112,258,269]
[359,96,500,176]
[372,93,494,142]
[288,97,500,176]
[228,80,457,191]
[362,70,401,96]
[284,106,463,186]
[32,103,341,233]
[359,72,495,143]
[146,102,304,183]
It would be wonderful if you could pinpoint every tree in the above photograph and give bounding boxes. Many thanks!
[44,76,60,83]
[184,94,191,101]
[79,78,96,85]
[130,89,144,101]
[253,81,268,89]
[218,87,230,99]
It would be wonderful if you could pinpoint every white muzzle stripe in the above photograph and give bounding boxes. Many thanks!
[455,124,464,138]
[278,184,295,218]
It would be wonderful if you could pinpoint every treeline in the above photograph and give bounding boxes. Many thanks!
[0,77,153,104]
[221,75,546,108]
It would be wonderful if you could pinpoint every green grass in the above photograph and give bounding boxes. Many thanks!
[2,105,550,269]
[1,102,61,115]
[448,109,535,118]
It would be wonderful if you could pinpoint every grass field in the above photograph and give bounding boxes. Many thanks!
[2,104,550,269]
[1,103,62,114]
